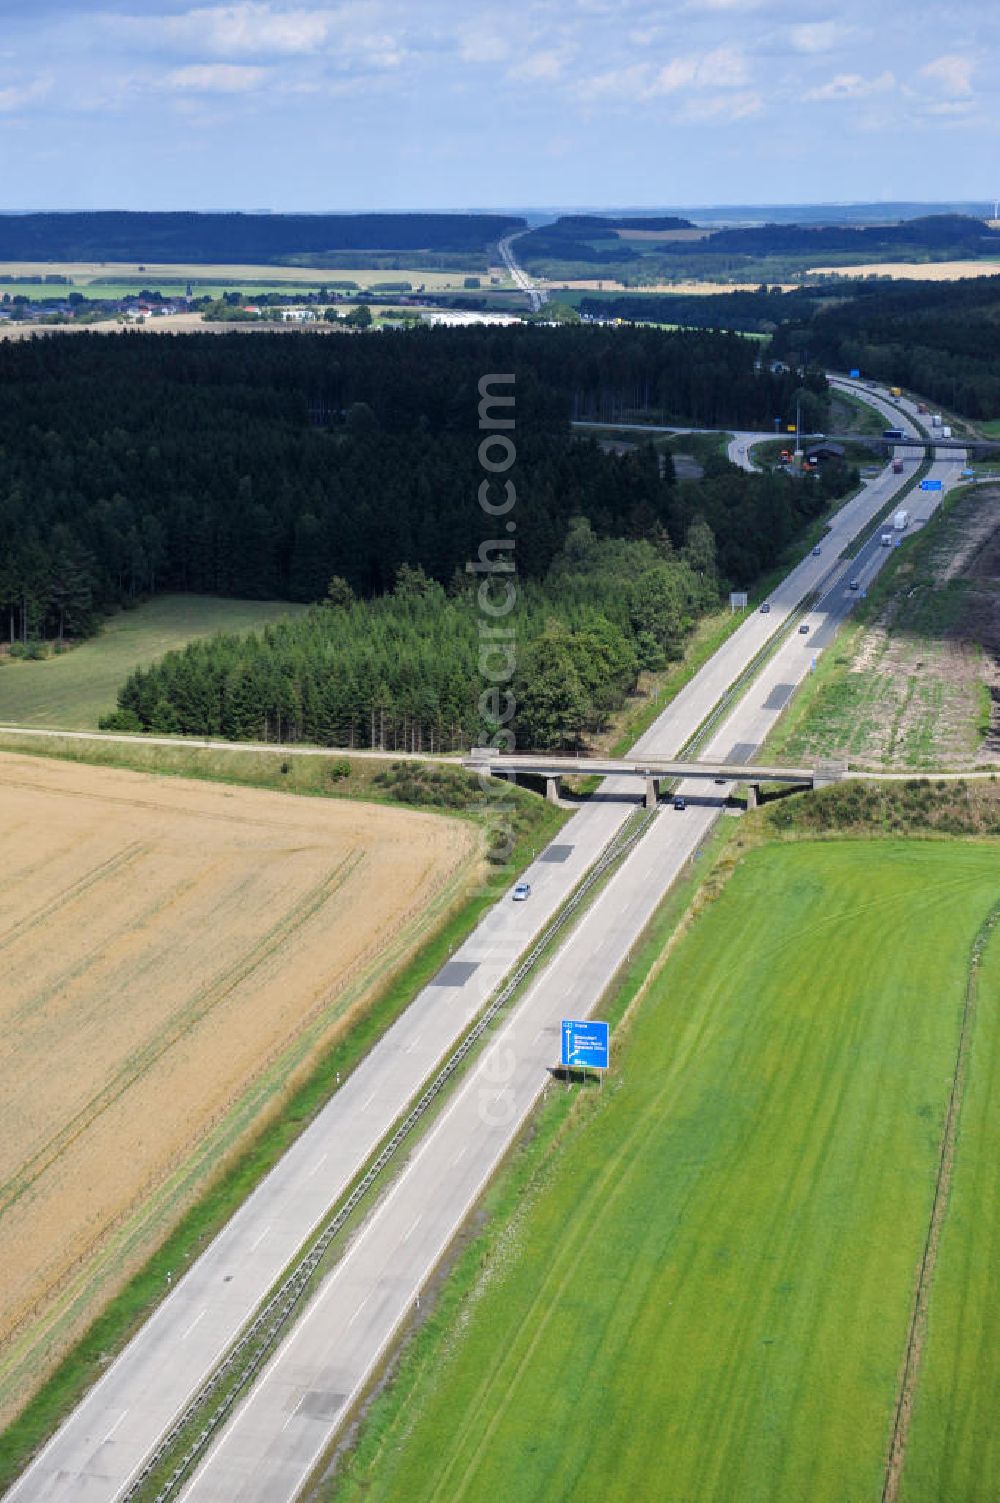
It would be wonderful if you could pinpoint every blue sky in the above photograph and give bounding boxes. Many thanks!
[1,0,997,211]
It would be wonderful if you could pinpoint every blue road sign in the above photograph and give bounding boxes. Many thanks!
[849,368,861,379]
[920,479,943,492]
[561,1019,610,1070]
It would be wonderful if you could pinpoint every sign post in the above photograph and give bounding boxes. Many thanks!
[560,1019,610,1085]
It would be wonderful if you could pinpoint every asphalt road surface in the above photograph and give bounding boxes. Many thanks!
[7,378,946,1503]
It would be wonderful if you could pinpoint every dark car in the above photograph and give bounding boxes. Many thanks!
[673,796,686,811]
[760,602,771,614]
[798,623,810,634]
[849,579,860,591]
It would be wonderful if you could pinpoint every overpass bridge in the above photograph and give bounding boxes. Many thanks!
[465,751,845,809]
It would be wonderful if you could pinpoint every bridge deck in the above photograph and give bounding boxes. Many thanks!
[466,753,817,784]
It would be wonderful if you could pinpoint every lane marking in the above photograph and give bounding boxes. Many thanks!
[250,1224,271,1253]
[307,1153,327,1178]
[102,1409,129,1445]
[281,1397,303,1433]
[181,1310,206,1341]
[347,1293,370,1329]
[403,1214,421,1242]
[453,1145,467,1165]
[361,1091,376,1111]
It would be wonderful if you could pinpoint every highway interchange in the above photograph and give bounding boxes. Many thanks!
[5,381,967,1503]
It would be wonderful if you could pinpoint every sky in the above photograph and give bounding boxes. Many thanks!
[0,0,997,212]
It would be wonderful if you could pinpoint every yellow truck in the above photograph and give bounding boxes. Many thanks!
[890,385,903,398]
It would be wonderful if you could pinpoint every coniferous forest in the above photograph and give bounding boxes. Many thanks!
[0,325,851,748]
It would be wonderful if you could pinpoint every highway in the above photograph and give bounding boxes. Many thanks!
[497,231,546,312]
[6,378,952,1503]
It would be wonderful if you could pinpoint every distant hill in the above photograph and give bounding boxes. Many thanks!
[0,211,526,265]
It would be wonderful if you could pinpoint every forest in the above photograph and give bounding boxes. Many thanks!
[0,322,853,747]
[0,324,820,644]
[516,213,1000,285]
[771,275,1000,418]
[0,211,523,265]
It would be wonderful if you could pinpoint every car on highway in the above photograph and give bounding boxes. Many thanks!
[798,623,810,633]
[811,546,822,556]
[673,796,686,810]
[849,579,860,591]
[512,882,531,901]
[759,601,771,614]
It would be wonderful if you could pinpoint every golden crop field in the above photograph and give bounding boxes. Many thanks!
[0,752,477,1416]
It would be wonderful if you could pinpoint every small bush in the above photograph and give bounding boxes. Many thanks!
[327,758,352,782]
[98,708,144,732]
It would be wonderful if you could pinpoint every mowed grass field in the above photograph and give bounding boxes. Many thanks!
[332,840,1000,1503]
[0,752,478,1423]
[900,908,1000,1501]
[0,594,306,729]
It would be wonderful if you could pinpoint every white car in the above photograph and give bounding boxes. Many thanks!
[512,882,531,901]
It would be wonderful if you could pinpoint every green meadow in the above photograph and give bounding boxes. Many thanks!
[0,594,305,729]
[331,839,1000,1503]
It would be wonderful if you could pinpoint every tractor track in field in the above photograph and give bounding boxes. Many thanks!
[881,898,1000,1501]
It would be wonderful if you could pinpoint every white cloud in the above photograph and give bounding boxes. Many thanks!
[681,88,763,121]
[161,3,337,56]
[167,63,266,92]
[0,75,52,112]
[920,54,974,96]
[789,21,845,55]
[578,45,749,102]
[507,50,570,83]
[806,70,894,101]
[458,24,511,64]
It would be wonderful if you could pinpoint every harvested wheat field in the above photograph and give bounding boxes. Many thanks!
[0,752,477,1417]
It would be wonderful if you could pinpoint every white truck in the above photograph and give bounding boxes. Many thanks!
[881,532,894,547]
[893,508,909,531]
[931,413,943,428]
[941,425,953,439]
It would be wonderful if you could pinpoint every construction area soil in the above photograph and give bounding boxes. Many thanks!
[776,486,1000,770]
[0,752,477,1419]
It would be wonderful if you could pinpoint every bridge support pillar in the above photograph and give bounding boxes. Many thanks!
[644,776,660,810]
[745,783,758,811]
[545,775,561,805]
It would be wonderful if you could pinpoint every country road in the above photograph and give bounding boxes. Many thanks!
[5,378,964,1503]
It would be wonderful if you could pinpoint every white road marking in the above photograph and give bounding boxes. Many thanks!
[361,1091,376,1111]
[307,1153,327,1178]
[347,1293,370,1329]
[250,1224,271,1253]
[402,1214,422,1242]
[102,1410,129,1445]
[181,1310,206,1341]
[453,1145,467,1165]
[281,1398,303,1433]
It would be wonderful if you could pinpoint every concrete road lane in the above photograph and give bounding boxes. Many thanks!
[180,803,714,1502]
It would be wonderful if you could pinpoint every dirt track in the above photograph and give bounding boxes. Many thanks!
[0,753,476,1413]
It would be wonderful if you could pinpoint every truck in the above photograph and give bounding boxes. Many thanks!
[894,509,909,531]
[931,413,943,428]
[890,386,903,398]
[881,532,894,547]
[892,458,904,474]
[941,425,952,439]
[883,427,905,441]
